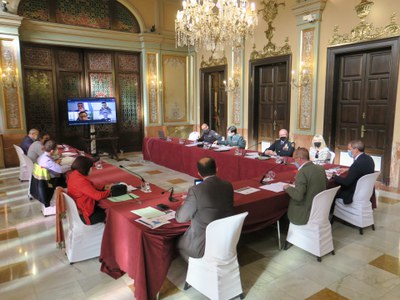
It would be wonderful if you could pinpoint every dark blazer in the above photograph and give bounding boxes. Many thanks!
[176,176,234,260]
[198,130,222,144]
[266,139,294,157]
[334,152,375,204]
[286,162,327,225]
[21,135,34,154]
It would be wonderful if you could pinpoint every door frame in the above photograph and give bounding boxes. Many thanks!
[199,65,227,127]
[248,55,291,148]
[323,37,400,184]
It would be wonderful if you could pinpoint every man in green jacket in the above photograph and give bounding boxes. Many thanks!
[283,148,327,225]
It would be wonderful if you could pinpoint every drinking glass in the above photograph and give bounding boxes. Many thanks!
[267,171,276,181]
[235,147,240,156]
[95,161,103,169]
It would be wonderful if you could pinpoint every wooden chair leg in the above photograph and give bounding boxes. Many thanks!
[183,282,191,290]
[359,228,363,235]
[331,250,335,255]
[317,257,321,262]
[372,224,375,231]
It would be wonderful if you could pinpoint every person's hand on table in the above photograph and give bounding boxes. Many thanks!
[104,184,112,190]
[265,150,275,156]
[283,184,290,191]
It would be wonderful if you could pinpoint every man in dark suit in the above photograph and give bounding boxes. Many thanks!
[21,128,39,154]
[264,128,294,157]
[176,157,234,261]
[333,140,375,204]
[198,123,222,144]
[283,148,327,225]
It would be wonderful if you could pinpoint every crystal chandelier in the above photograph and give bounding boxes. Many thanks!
[175,0,258,52]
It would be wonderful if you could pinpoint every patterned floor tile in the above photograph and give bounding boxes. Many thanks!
[0,227,18,241]
[167,178,187,184]
[378,196,400,205]
[369,254,400,276]
[0,261,31,284]
[306,288,349,300]
[0,205,11,214]
[146,170,163,175]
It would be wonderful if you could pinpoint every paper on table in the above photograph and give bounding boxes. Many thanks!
[135,210,176,229]
[234,186,260,195]
[259,182,287,193]
[127,185,137,191]
[244,152,259,159]
[214,146,232,152]
[108,193,139,202]
[131,206,165,218]
[185,143,201,147]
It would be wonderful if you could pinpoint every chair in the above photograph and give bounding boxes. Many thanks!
[333,172,380,234]
[13,144,33,181]
[329,151,335,164]
[29,163,56,216]
[63,192,105,263]
[188,131,200,141]
[184,212,248,300]
[285,186,340,262]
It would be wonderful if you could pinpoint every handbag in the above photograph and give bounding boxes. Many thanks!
[111,184,127,196]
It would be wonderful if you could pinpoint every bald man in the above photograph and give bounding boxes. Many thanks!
[176,157,234,261]
[21,128,39,154]
[264,128,294,157]
[198,123,222,144]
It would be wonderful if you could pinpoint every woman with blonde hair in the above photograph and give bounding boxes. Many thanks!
[310,134,331,163]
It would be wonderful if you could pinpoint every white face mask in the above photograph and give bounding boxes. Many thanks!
[228,132,234,137]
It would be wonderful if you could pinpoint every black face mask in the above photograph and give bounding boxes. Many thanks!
[314,142,321,148]
[203,129,209,134]
[280,137,287,142]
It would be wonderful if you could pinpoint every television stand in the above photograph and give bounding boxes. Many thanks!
[81,125,121,160]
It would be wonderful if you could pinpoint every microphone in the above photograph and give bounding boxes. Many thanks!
[119,165,145,187]
[259,162,284,184]
[161,187,179,202]
[243,142,262,156]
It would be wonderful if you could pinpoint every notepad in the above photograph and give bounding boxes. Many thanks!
[108,193,139,202]
[259,182,288,193]
[234,186,260,195]
[131,206,165,218]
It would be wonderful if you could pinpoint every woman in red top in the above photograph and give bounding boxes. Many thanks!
[67,156,111,225]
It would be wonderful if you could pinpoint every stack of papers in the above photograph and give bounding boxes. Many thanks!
[132,207,176,229]
[244,152,259,159]
[108,193,139,202]
[259,182,289,193]
[234,186,260,195]
[185,142,201,147]
[214,146,232,152]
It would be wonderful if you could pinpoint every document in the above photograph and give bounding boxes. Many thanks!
[214,146,232,152]
[244,152,259,159]
[234,186,260,195]
[185,142,201,147]
[131,206,165,218]
[108,193,139,202]
[134,210,176,229]
[259,182,288,193]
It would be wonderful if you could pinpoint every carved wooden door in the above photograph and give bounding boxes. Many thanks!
[257,63,290,144]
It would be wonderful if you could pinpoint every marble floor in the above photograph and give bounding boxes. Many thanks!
[1,152,400,300]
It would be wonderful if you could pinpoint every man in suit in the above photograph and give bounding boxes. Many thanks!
[283,148,327,225]
[218,125,246,149]
[333,140,375,204]
[264,128,294,157]
[176,157,234,261]
[21,128,39,154]
[198,123,222,144]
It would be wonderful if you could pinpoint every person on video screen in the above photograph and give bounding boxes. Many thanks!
[99,101,112,122]
[77,111,89,121]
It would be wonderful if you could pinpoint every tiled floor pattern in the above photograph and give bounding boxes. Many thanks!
[0,152,400,299]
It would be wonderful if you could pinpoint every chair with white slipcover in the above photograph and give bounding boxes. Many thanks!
[184,212,248,300]
[63,191,105,263]
[329,151,335,164]
[333,172,379,235]
[13,144,33,181]
[285,186,340,262]
[188,131,200,141]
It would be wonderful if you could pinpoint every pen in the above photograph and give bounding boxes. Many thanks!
[137,219,153,228]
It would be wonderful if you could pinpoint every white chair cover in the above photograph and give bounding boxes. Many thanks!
[329,151,335,164]
[334,172,379,233]
[185,212,248,300]
[13,144,33,181]
[188,131,200,141]
[286,186,340,260]
[63,192,105,263]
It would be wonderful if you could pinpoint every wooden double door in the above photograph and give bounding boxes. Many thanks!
[21,43,143,152]
[325,38,400,184]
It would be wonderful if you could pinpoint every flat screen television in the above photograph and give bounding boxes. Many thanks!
[67,97,117,125]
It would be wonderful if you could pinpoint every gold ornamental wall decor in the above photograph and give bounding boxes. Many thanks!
[251,0,291,60]
[200,50,228,68]
[329,0,400,46]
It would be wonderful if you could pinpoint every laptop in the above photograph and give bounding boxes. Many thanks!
[158,131,166,140]
[194,179,203,185]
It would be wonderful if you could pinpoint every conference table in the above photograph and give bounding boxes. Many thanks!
[92,155,304,300]
[142,137,297,181]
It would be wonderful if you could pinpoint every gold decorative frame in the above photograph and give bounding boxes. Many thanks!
[200,50,227,68]
[329,0,400,46]
[146,52,159,125]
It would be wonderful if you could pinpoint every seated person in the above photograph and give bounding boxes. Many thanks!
[198,123,222,144]
[264,128,294,157]
[175,157,234,261]
[99,101,112,121]
[37,140,70,187]
[77,111,89,121]
[67,156,111,225]
[28,132,50,163]
[76,102,86,112]
[218,125,246,149]
[21,128,39,154]
[309,134,331,163]
[333,140,375,204]
[283,148,327,225]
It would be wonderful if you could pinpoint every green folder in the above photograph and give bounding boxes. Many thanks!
[108,193,139,202]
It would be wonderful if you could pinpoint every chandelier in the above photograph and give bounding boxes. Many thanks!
[175,0,258,52]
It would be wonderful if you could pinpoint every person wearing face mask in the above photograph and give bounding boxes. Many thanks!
[198,123,222,144]
[37,140,70,188]
[283,148,327,225]
[264,128,294,157]
[333,140,374,204]
[309,134,331,163]
[218,125,246,149]
[21,128,39,154]
[67,156,112,225]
